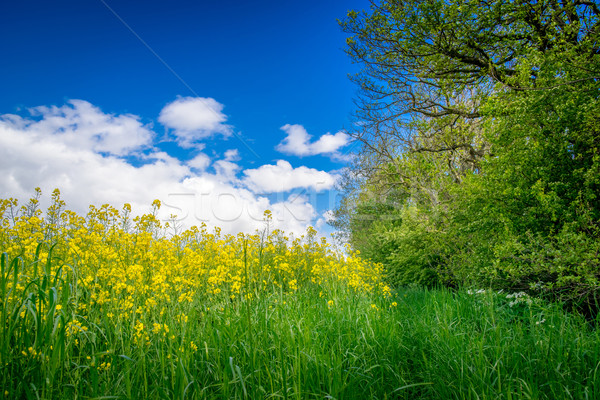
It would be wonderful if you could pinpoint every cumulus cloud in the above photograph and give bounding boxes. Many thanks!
[171,180,316,234]
[214,160,241,182]
[7,99,154,156]
[315,210,335,231]
[186,153,211,171]
[158,96,231,147]
[0,105,187,217]
[276,124,349,157]
[0,100,335,237]
[271,194,317,234]
[224,149,240,162]
[242,160,337,193]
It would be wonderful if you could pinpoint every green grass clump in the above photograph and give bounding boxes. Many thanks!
[2,248,600,399]
[1,193,599,399]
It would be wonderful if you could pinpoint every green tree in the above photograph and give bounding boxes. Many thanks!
[336,0,600,311]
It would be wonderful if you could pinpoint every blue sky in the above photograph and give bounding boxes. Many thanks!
[0,0,369,236]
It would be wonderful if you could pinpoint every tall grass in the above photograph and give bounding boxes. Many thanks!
[1,191,599,399]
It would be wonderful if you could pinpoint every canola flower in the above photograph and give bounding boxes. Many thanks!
[0,189,389,397]
[0,189,387,312]
[0,190,596,400]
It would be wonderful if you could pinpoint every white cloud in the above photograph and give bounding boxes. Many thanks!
[0,100,335,237]
[171,180,316,235]
[243,160,337,193]
[271,194,317,234]
[187,153,211,171]
[224,149,240,162]
[214,160,241,182]
[276,124,349,157]
[12,100,154,156]
[158,97,231,147]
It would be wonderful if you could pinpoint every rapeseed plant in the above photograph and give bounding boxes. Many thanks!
[0,189,388,398]
[2,189,598,399]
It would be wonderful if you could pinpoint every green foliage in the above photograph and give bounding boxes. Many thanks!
[3,248,600,399]
[337,0,600,313]
[362,207,448,288]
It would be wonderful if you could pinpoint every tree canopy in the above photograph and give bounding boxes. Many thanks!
[335,0,600,315]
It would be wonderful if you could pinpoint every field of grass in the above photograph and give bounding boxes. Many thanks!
[1,191,599,399]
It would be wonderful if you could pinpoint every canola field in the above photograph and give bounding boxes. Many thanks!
[0,190,391,399]
[1,190,599,399]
